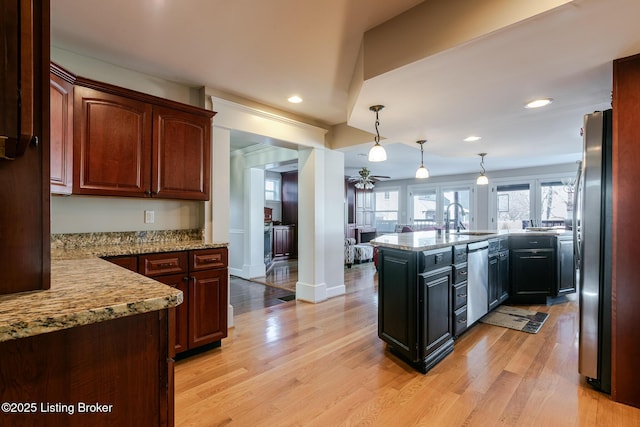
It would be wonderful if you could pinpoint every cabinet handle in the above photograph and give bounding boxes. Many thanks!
[457,293,467,298]
[459,271,467,276]
[145,190,152,196]
[182,277,189,282]
[520,255,547,259]
[158,262,174,268]
[529,241,538,244]
[458,318,467,324]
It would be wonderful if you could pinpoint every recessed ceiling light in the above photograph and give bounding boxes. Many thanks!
[525,98,553,109]
[288,95,303,104]
[464,136,482,142]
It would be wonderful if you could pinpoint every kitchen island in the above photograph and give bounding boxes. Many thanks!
[372,229,572,373]
[0,232,227,427]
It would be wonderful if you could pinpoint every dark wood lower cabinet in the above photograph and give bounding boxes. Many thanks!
[156,274,189,353]
[0,310,173,427]
[107,247,228,355]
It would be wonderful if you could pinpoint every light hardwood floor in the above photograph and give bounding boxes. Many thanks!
[175,263,640,426]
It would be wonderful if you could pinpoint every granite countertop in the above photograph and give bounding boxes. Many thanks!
[51,240,228,260]
[0,258,183,342]
[1,230,229,342]
[371,229,571,252]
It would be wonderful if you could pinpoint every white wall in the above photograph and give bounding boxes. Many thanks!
[50,47,206,234]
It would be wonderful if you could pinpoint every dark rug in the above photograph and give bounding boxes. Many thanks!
[479,306,549,334]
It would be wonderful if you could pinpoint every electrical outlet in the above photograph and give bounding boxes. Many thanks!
[144,210,155,224]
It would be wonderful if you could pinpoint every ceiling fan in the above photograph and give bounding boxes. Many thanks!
[348,167,390,189]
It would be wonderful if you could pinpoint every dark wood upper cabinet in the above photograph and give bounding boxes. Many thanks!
[153,105,211,201]
[50,63,75,194]
[73,85,153,197]
[71,76,215,200]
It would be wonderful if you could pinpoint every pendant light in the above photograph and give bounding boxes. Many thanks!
[368,105,387,162]
[415,140,429,179]
[476,153,489,185]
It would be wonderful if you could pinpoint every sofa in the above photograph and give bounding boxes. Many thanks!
[345,238,355,268]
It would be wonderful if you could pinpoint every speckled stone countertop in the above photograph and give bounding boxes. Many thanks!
[1,230,228,342]
[51,239,228,260]
[0,258,183,342]
[371,229,571,252]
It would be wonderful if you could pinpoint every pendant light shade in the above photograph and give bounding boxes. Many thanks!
[368,105,387,162]
[415,140,429,179]
[476,153,489,185]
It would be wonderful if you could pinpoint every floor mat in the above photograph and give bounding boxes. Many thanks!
[479,305,549,334]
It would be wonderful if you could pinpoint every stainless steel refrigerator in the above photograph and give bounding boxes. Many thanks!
[575,109,612,393]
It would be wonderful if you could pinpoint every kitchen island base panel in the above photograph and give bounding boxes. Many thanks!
[388,338,454,374]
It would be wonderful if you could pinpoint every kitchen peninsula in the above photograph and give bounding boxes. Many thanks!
[372,229,573,373]
[0,231,227,427]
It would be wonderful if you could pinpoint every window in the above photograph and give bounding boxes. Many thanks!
[409,183,474,230]
[411,190,437,227]
[496,183,530,230]
[265,178,280,201]
[373,189,399,233]
[540,181,572,228]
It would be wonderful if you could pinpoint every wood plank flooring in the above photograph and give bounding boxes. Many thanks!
[175,262,640,426]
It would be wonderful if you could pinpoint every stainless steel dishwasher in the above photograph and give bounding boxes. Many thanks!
[467,240,489,326]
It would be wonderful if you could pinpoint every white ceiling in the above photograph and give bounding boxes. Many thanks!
[50,0,640,180]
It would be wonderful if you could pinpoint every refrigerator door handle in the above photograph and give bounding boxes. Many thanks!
[573,160,582,268]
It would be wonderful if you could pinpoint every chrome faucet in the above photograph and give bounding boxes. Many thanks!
[445,202,466,233]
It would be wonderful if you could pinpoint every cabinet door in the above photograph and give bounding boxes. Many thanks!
[189,269,228,348]
[50,67,74,194]
[0,0,20,145]
[378,248,418,362]
[510,249,555,297]
[152,105,211,200]
[557,238,576,295]
[498,251,509,302]
[272,227,291,257]
[74,86,152,197]
[0,0,50,295]
[421,268,452,358]
[488,255,499,310]
[155,274,189,354]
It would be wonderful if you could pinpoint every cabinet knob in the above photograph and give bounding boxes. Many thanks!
[145,190,152,197]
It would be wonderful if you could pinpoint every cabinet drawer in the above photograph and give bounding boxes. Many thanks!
[453,245,467,264]
[190,248,228,271]
[509,235,554,249]
[452,263,468,284]
[453,306,468,337]
[453,282,468,310]
[104,255,138,272]
[139,252,188,277]
[419,248,453,273]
